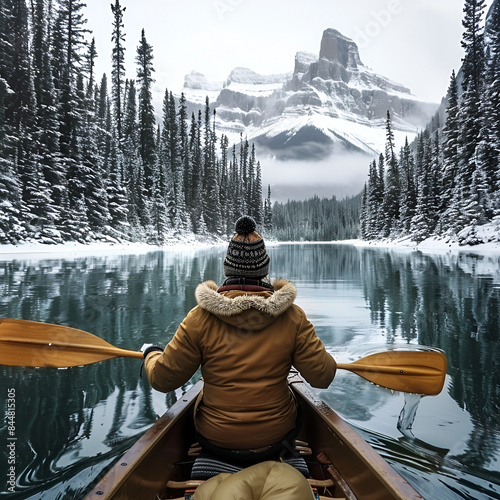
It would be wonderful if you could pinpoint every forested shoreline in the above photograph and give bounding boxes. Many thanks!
[272,194,361,241]
[3,0,497,248]
[0,0,363,246]
[0,0,273,245]
[360,0,500,245]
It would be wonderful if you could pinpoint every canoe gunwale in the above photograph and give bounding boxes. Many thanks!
[289,375,424,500]
[83,380,203,500]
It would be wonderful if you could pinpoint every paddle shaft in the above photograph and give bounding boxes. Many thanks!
[0,318,143,367]
[4,336,143,360]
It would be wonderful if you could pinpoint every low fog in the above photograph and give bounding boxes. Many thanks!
[260,151,371,203]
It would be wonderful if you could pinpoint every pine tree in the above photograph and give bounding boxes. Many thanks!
[376,154,386,237]
[398,138,416,234]
[86,37,97,96]
[441,70,461,232]
[135,29,156,197]
[65,193,91,242]
[65,72,92,237]
[363,159,381,239]
[0,1,14,101]
[49,6,64,90]
[475,72,498,219]
[228,144,242,221]
[201,96,212,202]
[411,131,435,242]
[239,133,249,215]
[219,134,229,233]
[151,150,168,243]
[203,107,222,235]
[57,0,90,77]
[160,88,175,229]
[178,92,190,212]
[247,141,255,216]
[186,111,198,215]
[7,0,39,241]
[122,78,140,231]
[359,183,368,240]
[106,130,129,238]
[111,0,126,141]
[485,1,500,159]
[95,74,112,182]
[8,0,35,130]
[31,0,63,220]
[382,111,400,236]
[264,184,273,234]
[56,0,90,159]
[462,0,486,96]
[429,131,443,231]
[190,110,204,233]
[80,73,110,234]
[457,0,487,228]
[253,160,264,226]
[166,90,184,230]
[476,2,500,216]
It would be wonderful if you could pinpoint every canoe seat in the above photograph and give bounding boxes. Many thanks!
[188,438,311,480]
[190,452,310,479]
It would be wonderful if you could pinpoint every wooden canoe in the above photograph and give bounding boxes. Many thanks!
[83,376,424,500]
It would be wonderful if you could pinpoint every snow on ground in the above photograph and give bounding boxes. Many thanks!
[353,219,500,255]
[2,220,500,259]
[0,236,223,260]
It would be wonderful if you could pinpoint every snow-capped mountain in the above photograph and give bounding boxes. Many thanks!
[180,28,439,161]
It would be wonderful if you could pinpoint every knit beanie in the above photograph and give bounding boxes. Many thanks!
[223,216,270,279]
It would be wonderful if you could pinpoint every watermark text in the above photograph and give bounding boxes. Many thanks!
[6,388,16,493]
[354,0,403,49]
[214,0,245,21]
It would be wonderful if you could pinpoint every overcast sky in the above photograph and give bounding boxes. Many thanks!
[85,0,494,103]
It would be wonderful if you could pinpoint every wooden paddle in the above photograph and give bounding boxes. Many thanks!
[0,318,446,395]
[336,350,447,396]
[0,318,143,368]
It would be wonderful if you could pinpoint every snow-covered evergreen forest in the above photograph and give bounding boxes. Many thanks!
[360,0,500,245]
[0,0,276,245]
[272,194,361,241]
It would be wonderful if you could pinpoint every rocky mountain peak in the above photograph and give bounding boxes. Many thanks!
[181,27,439,161]
[319,28,362,68]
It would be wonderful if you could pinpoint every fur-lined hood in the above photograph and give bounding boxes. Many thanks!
[195,279,297,328]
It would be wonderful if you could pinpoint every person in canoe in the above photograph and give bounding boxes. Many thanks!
[141,215,336,478]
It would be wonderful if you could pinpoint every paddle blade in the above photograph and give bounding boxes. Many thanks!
[337,350,447,395]
[0,318,143,368]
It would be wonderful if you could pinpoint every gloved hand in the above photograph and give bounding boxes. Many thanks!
[140,343,153,353]
[140,343,163,359]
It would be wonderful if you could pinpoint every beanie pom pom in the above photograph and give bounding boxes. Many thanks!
[235,216,256,236]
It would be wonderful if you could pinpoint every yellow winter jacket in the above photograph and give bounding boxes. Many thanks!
[144,279,336,449]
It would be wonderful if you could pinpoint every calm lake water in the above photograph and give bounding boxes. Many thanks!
[1,243,500,499]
